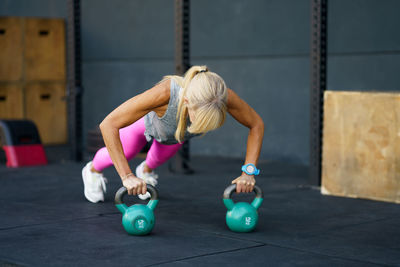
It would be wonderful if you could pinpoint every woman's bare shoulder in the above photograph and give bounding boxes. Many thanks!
[100,79,171,128]
[140,79,171,110]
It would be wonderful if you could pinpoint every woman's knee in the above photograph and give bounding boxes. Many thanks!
[146,142,182,169]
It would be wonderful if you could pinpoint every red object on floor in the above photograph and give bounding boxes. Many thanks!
[0,120,48,168]
[3,144,48,167]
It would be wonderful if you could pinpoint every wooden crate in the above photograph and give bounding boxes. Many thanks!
[322,91,400,203]
[0,84,24,119]
[0,17,23,81]
[25,83,67,144]
[24,18,66,81]
[0,17,68,144]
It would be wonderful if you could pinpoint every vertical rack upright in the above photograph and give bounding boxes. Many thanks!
[67,0,83,161]
[309,0,328,185]
[170,0,193,174]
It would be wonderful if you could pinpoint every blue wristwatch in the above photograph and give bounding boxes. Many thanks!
[241,163,260,176]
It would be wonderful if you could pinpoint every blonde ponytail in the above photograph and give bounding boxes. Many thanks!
[161,65,227,143]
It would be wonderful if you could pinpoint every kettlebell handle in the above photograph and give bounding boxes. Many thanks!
[223,184,263,199]
[115,184,159,205]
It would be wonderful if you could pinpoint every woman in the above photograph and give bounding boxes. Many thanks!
[82,65,264,202]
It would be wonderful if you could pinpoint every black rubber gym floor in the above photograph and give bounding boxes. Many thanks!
[0,148,400,266]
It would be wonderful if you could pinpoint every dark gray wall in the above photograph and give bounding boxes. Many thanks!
[82,0,311,164]
[80,0,175,150]
[190,0,310,163]
[328,0,400,92]
[0,0,66,17]
[83,0,311,164]
[1,0,400,165]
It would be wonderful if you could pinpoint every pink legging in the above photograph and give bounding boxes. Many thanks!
[92,117,182,172]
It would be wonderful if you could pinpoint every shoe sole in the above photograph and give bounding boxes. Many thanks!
[136,162,158,187]
[136,163,153,200]
[82,166,104,203]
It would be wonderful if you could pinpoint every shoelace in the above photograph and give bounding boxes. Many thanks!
[142,172,158,186]
[97,174,108,193]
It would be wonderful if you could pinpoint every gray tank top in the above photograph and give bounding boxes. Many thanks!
[144,79,200,145]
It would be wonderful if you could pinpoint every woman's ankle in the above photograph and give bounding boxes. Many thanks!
[143,162,153,173]
[91,166,102,174]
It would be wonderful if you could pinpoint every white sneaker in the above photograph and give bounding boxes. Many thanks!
[82,161,108,203]
[135,161,158,200]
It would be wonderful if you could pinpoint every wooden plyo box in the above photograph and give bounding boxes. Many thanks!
[24,18,66,81]
[0,17,24,81]
[322,91,400,204]
[0,84,24,119]
[0,16,67,144]
[25,82,67,144]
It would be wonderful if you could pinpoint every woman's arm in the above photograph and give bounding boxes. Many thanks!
[99,80,170,194]
[227,88,265,193]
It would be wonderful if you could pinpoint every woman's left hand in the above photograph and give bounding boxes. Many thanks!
[231,174,256,193]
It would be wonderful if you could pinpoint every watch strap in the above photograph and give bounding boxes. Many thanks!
[241,163,260,176]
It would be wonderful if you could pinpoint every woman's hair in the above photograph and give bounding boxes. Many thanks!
[162,65,228,143]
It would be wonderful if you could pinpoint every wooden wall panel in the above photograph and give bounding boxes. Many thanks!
[25,83,67,144]
[24,18,66,81]
[322,91,400,203]
[0,17,23,81]
[0,84,24,119]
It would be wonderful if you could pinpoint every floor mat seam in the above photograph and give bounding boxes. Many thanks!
[305,216,400,239]
[143,244,266,267]
[211,231,393,266]
[254,242,391,267]
[149,237,392,267]
[0,213,118,231]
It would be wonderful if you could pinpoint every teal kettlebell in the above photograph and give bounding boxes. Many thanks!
[114,185,159,235]
[223,184,263,233]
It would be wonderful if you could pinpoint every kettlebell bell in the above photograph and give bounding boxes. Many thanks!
[114,185,159,235]
[223,184,263,233]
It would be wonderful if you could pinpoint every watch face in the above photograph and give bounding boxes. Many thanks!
[246,165,255,173]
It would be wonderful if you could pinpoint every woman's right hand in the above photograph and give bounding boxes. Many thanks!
[122,176,147,195]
